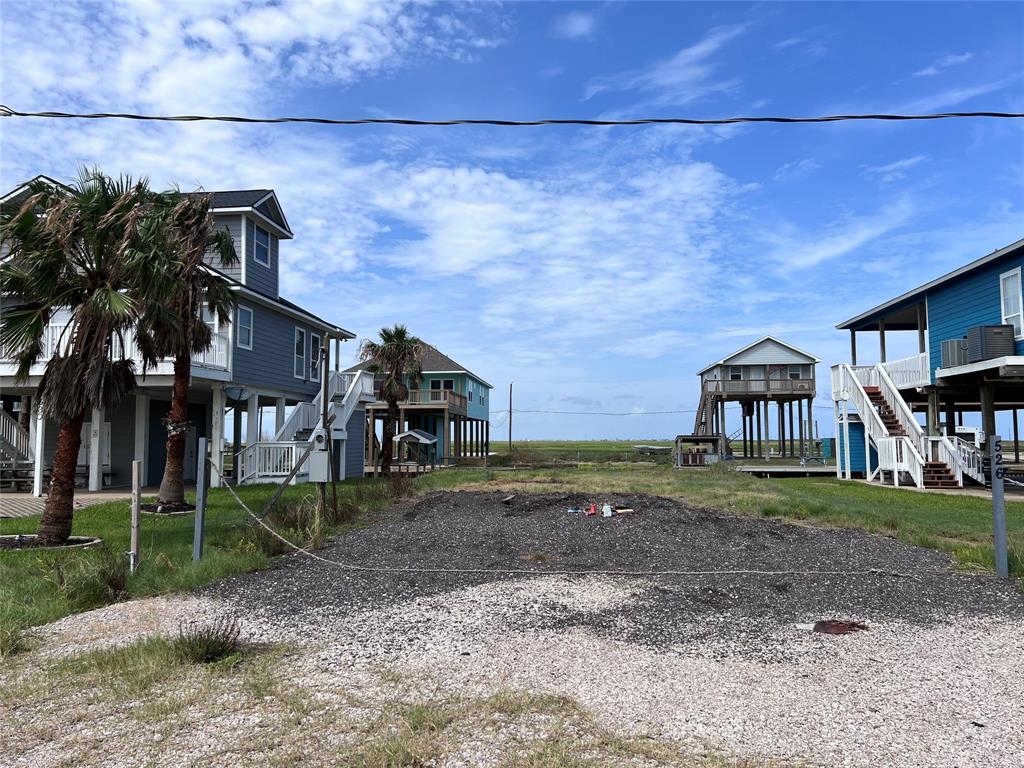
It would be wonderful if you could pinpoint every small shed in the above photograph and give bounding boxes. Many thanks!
[393,428,439,467]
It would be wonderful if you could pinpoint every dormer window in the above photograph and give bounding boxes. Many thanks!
[254,225,270,267]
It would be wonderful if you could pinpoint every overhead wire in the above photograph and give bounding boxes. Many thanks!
[2,105,1022,128]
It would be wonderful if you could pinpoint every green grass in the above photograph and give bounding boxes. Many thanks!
[0,478,406,646]
[3,457,1021,649]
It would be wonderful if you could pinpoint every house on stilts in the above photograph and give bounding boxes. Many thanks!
[344,343,492,472]
[0,176,375,492]
[676,336,819,465]
[832,237,1024,488]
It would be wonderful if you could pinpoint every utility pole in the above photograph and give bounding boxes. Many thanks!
[508,381,513,453]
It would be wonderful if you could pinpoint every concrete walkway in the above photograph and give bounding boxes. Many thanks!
[0,489,138,519]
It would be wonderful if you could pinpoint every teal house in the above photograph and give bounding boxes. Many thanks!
[345,343,492,470]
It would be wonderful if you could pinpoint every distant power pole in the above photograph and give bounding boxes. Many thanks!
[508,381,513,453]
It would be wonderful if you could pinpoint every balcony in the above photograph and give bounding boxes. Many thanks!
[0,323,230,378]
[880,352,930,389]
[704,378,815,396]
[372,387,468,412]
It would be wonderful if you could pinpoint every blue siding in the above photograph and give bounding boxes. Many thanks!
[207,214,243,282]
[244,218,279,298]
[232,303,320,398]
[466,374,491,421]
[836,421,878,476]
[928,252,1024,381]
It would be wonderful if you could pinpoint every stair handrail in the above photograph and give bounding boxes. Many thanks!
[946,435,985,484]
[0,409,32,460]
[928,436,964,487]
[874,363,926,453]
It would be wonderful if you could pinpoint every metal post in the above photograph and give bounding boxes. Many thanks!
[989,435,1009,578]
[193,437,208,562]
[129,460,141,573]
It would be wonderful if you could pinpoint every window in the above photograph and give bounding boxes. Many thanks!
[728,366,742,381]
[236,306,253,350]
[469,389,473,402]
[788,365,802,380]
[1000,268,1023,339]
[310,333,321,382]
[254,226,270,266]
[294,328,306,378]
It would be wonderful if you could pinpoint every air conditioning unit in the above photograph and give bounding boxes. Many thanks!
[940,338,968,368]
[965,324,1015,363]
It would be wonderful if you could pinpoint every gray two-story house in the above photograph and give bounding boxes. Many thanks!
[0,177,372,493]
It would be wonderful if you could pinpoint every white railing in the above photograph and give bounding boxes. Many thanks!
[882,352,931,389]
[273,370,352,442]
[236,442,303,484]
[937,436,987,483]
[0,409,32,460]
[875,363,926,455]
[928,436,964,487]
[877,436,924,488]
[2,323,229,372]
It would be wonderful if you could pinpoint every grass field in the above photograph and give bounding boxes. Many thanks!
[3,457,1021,654]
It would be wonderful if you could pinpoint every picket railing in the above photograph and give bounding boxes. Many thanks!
[875,363,926,455]
[876,436,924,488]
[881,352,931,389]
[236,442,303,484]
[0,409,32,460]
[943,435,985,485]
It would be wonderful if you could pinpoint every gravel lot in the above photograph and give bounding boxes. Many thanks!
[8,491,1024,767]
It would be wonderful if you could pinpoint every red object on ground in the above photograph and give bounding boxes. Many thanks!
[813,619,869,634]
[585,503,597,516]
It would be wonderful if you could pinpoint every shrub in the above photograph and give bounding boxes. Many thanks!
[0,624,25,659]
[172,616,241,664]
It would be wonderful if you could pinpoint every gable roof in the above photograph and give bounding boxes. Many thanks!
[345,342,493,388]
[0,175,72,205]
[192,188,293,238]
[836,237,1024,331]
[697,335,820,375]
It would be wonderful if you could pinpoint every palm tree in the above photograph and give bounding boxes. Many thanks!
[359,325,423,475]
[0,171,161,544]
[133,192,237,509]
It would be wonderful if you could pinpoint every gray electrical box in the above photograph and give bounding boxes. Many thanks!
[965,324,1015,363]
[940,338,968,368]
[307,450,330,483]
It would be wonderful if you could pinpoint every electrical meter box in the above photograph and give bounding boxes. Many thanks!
[306,427,331,482]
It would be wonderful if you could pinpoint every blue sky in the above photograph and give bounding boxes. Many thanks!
[2,1,1022,439]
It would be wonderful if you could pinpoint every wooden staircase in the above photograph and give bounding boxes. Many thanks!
[865,386,956,489]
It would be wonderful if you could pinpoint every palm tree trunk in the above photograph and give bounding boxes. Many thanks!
[157,353,191,506]
[18,395,32,431]
[380,401,398,476]
[37,409,86,545]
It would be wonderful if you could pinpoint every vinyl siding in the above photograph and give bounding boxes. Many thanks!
[208,214,243,282]
[41,399,136,488]
[725,338,816,366]
[927,251,1024,382]
[466,375,490,421]
[244,218,279,298]
[836,421,877,476]
[344,406,365,478]
[231,303,320,398]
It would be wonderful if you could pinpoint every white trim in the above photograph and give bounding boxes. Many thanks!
[253,225,271,268]
[838,237,1024,330]
[999,266,1023,340]
[936,355,1024,379]
[239,215,248,285]
[236,305,254,350]
[211,206,292,239]
[293,327,307,380]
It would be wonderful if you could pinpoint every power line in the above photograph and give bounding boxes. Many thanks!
[2,105,1022,128]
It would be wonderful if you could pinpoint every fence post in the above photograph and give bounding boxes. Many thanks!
[129,460,141,573]
[989,435,1009,578]
[194,437,208,562]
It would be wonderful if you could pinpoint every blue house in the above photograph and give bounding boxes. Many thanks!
[831,237,1024,487]
[346,343,492,469]
[0,177,373,493]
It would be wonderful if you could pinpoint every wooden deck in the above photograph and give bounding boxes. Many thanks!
[736,464,836,478]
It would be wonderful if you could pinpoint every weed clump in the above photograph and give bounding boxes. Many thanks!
[172,616,242,664]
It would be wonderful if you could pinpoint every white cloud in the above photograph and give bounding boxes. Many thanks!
[913,52,973,77]
[775,158,821,181]
[901,75,1021,113]
[766,199,915,271]
[584,24,747,105]
[551,12,595,41]
[863,155,928,184]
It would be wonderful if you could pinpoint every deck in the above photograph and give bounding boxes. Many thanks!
[736,464,836,478]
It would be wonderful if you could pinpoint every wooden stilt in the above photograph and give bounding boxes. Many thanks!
[1014,408,1020,463]
[788,401,795,457]
[798,399,804,455]
[755,400,762,458]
